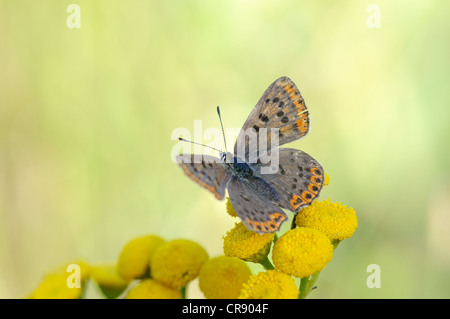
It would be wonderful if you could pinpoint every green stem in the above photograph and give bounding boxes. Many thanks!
[299,277,309,298]
[180,286,187,299]
[298,271,321,299]
[306,272,320,294]
[259,256,275,270]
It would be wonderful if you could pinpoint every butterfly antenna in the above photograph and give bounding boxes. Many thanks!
[178,137,222,154]
[216,106,228,153]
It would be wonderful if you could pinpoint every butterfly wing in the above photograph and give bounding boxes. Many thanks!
[227,175,288,234]
[176,154,231,200]
[234,76,310,159]
[249,148,325,212]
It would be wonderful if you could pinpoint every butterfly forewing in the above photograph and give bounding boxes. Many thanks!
[250,148,324,212]
[234,76,310,159]
[176,154,231,200]
[227,176,288,234]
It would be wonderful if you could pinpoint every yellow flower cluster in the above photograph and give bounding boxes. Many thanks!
[226,197,238,218]
[324,172,330,186]
[29,172,357,299]
[199,256,251,299]
[29,260,90,299]
[219,173,358,299]
[29,234,210,299]
[295,199,358,242]
[117,234,165,280]
[126,279,182,299]
[239,270,299,299]
[272,227,333,278]
[89,263,128,298]
[150,239,209,289]
[223,222,274,263]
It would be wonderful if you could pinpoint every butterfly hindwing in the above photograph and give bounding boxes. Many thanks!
[250,148,324,212]
[234,76,310,158]
[176,154,231,200]
[227,175,288,234]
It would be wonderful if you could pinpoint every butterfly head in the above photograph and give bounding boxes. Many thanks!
[220,152,234,164]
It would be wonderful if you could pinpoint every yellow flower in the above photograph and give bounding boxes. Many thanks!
[324,172,330,186]
[90,263,128,299]
[226,197,237,217]
[272,227,333,278]
[295,199,358,242]
[30,274,83,299]
[223,222,274,263]
[150,239,209,289]
[238,270,299,299]
[30,260,90,299]
[126,279,182,299]
[199,256,252,299]
[117,234,165,280]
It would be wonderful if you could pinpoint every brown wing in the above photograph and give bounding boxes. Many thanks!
[234,77,310,160]
[176,154,231,200]
[250,148,324,212]
[227,176,288,234]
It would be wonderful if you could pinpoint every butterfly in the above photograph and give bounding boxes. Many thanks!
[176,77,324,234]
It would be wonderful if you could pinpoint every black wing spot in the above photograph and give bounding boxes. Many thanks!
[258,113,269,122]
[272,215,282,222]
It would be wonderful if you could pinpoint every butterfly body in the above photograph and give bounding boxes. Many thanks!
[222,154,254,179]
[176,77,324,234]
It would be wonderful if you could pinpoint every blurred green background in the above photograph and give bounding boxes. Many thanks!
[1,0,449,298]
